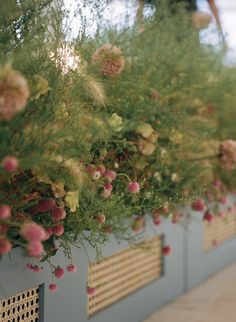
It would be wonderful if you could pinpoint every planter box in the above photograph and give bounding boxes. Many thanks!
[0,216,185,322]
[185,195,236,290]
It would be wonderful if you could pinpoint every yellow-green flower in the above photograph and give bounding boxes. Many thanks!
[65,191,79,213]
[108,113,123,132]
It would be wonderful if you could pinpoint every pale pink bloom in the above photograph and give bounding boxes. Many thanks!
[92,44,125,76]
[21,222,47,241]
[219,140,236,170]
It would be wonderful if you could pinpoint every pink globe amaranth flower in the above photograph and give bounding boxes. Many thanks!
[218,211,225,218]
[162,245,171,256]
[103,226,112,234]
[51,207,66,221]
[52,224,64,236]
[54,267,65,279]
[192,199,205,212]
[150,89,160,100]
[38,198,56,213]
[104,183,113,192]
[128,182,140,193]
[153,217,161,226]
[0,224,9,235]
[92,44,125,76]
[97,165,106,176]
[32,265,43,273]
[49,284,59,292]
[2,156,19,173]
[45,227,53,240]
[204,210,214,222]
[0,238,12,254]
[220,196,228,205]
[103,170,117,182]
[213,179,223,190]
[0,67,30,121]
[27,240,44,257]
[97,213,106,224]
[87,286,96,295]
[67,264,77,273]
[101,184,113,198]
[0,205,11,220]
[219,140,236,170]
[21,222,47,241]
[26,263,34,270]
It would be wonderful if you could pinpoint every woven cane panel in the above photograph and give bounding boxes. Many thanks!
[203,211,236,251]
[0,286,40,322]
[87,236,162,316]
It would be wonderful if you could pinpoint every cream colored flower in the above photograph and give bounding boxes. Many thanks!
[171,173,179,183]
[136,123,154,138]
[30,74,50,100]
[170,129,183,145]
[192,11,212,30]
[108,113,123,132]
[65,191,79,212]
[138,139,156,156]
[0,65,30,120]
[154,172,162,182]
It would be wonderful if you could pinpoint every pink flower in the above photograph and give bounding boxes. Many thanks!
[219,140,236,170]
[101,183,113,198]
[162,245,171,256]
[67,264,77,273]
[92,44,125,76]
[153,217,161,226]
[87,286,96,295]
[21,222,47,241]
[54,267,65,279]
[97,165,106,176]
[32,265,43,273]
[103,170,117,182]
[204,210,214,222]
[192,199,205,212]
[49,284,59,292]
[51,207,66,221]
[97,213,106,224]
[128,182,140,193]
[38,198,56,213]
[1,156,19,172]
[27,240,44,257]
[0,205,11,220]
[0,238,12,254]
[220,196,228,205]
[52,224,64,236]
[0,67,30,120]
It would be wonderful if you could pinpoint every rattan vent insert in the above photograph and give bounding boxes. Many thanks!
[87,236,162,316]
[0,286,40,322]
[203,210,236,251]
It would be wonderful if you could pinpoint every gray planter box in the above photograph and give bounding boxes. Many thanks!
[0,216,184,322]
[185,196,236,290]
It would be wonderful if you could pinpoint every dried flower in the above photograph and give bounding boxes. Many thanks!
[138,139,156,156]
[0,66,29,120]
[64,191,79,212]
[136,123,154,139]
[219,140,236,170]
[108,113,123,132]
[92,44,125,76]
[192,11,212,30]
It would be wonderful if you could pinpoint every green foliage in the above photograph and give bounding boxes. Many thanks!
[0,0,235,269]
